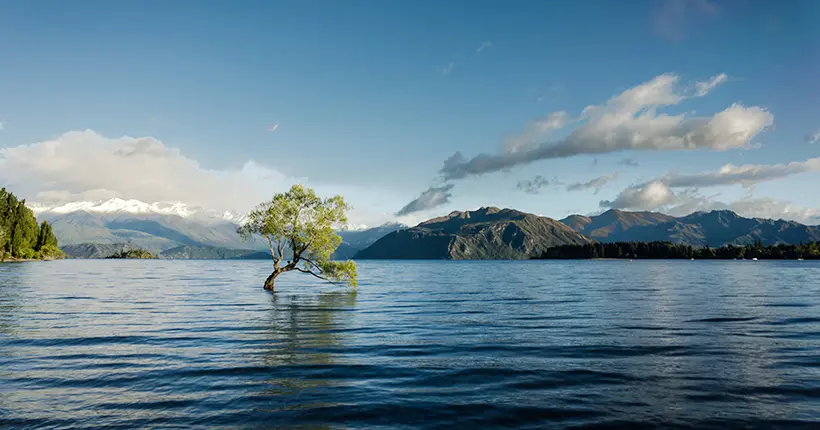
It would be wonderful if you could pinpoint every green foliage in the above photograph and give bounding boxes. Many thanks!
[537,241,820,260]
[36,221,59,251]
[317,259,358,287]
[37,244,64,259]
[0,188,62,260]
[0,225,6,254]
[239,184,357,288]
[105,249,158,259]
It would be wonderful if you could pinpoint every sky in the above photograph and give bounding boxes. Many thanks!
[0,0,819,226]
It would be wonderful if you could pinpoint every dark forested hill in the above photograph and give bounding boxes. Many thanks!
[356,207,591,259]
[560,209,820,247]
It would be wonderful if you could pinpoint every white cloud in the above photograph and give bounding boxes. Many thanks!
[0,121,4,130]
[599,180,677,211]
[0,130,292,213]
[566,172,620,194]
[806,130,820,144]
[395,184,455,216]
[667,194,820,225]
[694,73,728,96]
[600,156,820,214]
[476,41,493,53]
[663,157,820,188]
[440,73,769,179]
[503,111,569,154]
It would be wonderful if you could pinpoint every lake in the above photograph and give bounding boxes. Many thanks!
[1,260,819,429]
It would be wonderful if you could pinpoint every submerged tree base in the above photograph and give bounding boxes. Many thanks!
[263,273,276,291]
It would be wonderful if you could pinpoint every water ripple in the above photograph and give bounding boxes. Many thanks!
[1,259,820,429]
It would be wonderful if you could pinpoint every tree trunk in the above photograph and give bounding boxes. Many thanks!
[263,272,277,291]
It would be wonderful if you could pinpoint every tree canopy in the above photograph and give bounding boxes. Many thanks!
[105,248,158,259]
[1,188,63,260]
[536,241,820,260]
[238,185,357,290]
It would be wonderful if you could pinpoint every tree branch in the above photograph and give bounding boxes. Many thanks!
[302,256,323,271]
[276,239,284,262]
[266,235,277,266]
[296,267,334,283]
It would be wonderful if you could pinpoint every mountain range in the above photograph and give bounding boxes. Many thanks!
[30,198,820,260]
[356,207,590,259]
[355,207,820,260]
[560,209,820,247]
[31,198,402,259]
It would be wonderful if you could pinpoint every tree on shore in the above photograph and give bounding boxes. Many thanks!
[536,241,820,260]
[0,188,63,260]
[238,185,357,291]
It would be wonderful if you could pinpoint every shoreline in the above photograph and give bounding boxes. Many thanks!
[1,257,63,263]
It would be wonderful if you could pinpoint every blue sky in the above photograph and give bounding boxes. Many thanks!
[0,0,818,226]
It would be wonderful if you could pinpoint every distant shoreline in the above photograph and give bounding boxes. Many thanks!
[0,257,63,263]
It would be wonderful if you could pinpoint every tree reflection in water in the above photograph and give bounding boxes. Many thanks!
[255,291,359,419]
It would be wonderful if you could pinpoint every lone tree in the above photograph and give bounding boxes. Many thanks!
[238,185,357,291]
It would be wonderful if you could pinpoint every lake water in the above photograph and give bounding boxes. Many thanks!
[1,260,819,429]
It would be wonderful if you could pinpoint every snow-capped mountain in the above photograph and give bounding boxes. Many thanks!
[27,198,405,259]
[29,198,248,224]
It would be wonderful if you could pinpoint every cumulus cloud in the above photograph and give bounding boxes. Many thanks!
[806,130,820,145]
[440,73,771,180]
[395,184,455,216]
[566,172,620,194]
[619,158,640,167]
[600,180,678,211]
[0,130,294,213]
[516,175,550,194]
[651,0,721,42]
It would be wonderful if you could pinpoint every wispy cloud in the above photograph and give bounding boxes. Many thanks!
[476,41,493,53]
[438,61,456,76]
[651,0,721,42]
[806,129,820,145]
[566,172,620,194]
[694,73,728,96]
[599,157,820,212]
[618,158,640,167]
[663,191,820,224]
[0,121,4,130]
[662,158,820,188]
[516,175,550,194]
[440,73,769,180]
[605,183,820,224]
[503,111,569,154]
[268,123,280,132]
[531,84,563,105]
[396,184,455,216]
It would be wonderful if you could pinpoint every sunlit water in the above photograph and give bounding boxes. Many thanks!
[1,260,820,429]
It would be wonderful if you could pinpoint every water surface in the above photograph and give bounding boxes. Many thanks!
[1,260,819,429]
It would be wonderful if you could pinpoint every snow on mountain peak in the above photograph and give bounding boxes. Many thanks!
[28,198,248,223]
